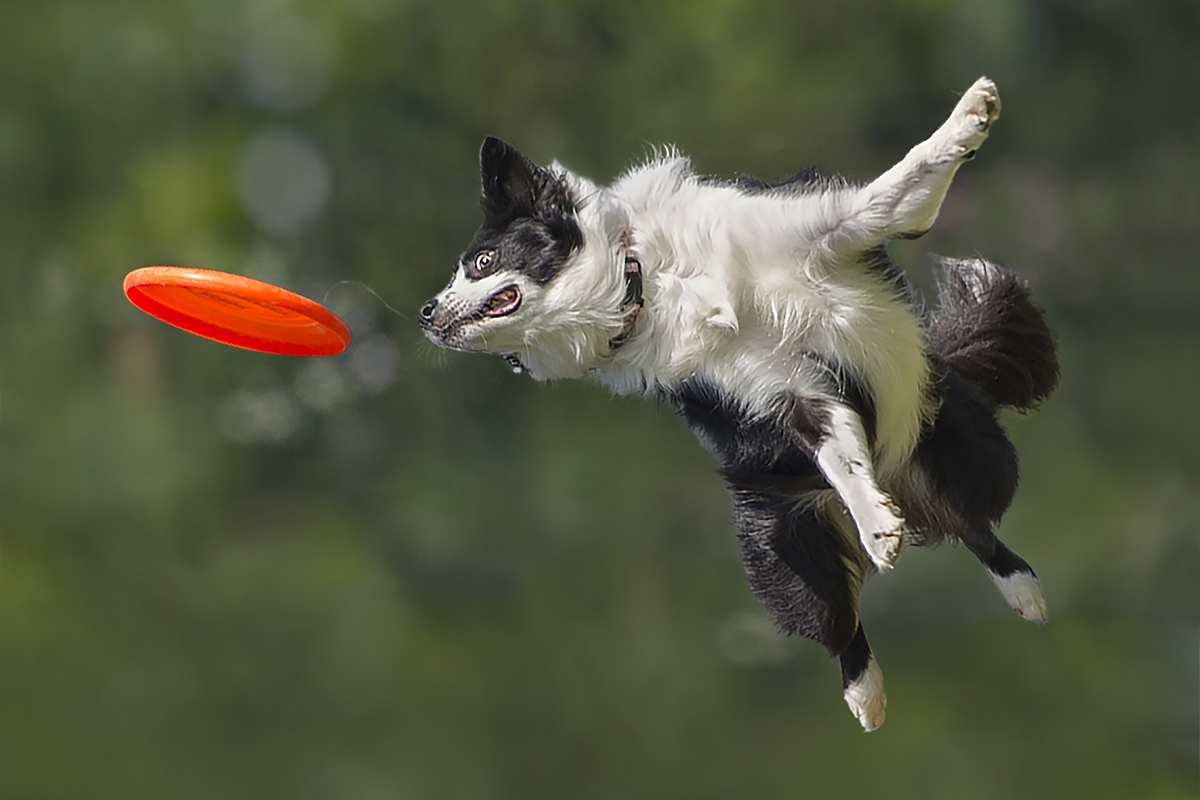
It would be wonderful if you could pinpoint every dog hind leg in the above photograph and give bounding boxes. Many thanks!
[961,521,1048,624]
[914,375,1046,623]
[840,623,887,732]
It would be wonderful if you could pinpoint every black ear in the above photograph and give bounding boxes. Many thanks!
[479,136,551,223]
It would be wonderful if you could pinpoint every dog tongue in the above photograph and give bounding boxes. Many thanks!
[482,286,522,317]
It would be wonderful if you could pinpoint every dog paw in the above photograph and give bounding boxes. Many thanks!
[959,77,1000,132]
[935,77,1000,163]
[990,570,1048,625]
[921,77,998,166]
[865,527,906,571]
[844,658,887,732]
[861,502,907,571]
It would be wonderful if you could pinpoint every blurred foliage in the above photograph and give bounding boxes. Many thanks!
[1,0,1198,798]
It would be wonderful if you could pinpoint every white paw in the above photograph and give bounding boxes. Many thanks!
[844,658,887,732]
[990,570,1048,625]
[948,77,1000,156]
[861,502,907,571]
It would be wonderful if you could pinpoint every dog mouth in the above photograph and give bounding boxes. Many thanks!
[479,285,522,318]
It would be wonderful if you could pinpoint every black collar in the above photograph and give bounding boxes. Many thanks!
[606,253,644,351]
[502,251,644,374]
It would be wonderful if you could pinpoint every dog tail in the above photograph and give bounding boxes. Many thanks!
[928,257,1059,410]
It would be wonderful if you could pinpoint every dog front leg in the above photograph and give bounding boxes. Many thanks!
[831,77,1000,249]
[813,403,907,571]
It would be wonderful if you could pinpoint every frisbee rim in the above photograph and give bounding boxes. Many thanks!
[123,266,351,356]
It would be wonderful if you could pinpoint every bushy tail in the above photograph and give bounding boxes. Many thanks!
[929,257,1059,410]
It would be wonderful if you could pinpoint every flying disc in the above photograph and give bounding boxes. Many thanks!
[123,266,351,356]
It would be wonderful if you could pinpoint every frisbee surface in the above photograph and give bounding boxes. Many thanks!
[123,266,351,356]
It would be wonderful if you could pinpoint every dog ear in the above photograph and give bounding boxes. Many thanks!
[480,137,544,222]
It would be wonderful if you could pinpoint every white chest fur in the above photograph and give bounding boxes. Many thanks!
[593,159,934,474]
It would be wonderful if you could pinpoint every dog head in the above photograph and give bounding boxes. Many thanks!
[419,137,631,380]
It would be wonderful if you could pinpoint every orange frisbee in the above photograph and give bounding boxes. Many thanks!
[123,266,351,356]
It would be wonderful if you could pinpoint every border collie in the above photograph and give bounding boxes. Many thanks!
[419,78,1058,731]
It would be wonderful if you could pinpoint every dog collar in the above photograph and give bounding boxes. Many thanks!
[607,253,644,351]
[502,247,644,374]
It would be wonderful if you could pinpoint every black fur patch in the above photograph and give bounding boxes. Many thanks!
[668,371,879,499]
[860,244,915,299]
[669,378,834,490]
[732,490,862,654]
[917,370,1019,523]
[959,522,1036,580]
[464,218,578,285]
[806,356,878,447]
[839,624,873,689]
[698,167,849,196]
[468,137,583,285]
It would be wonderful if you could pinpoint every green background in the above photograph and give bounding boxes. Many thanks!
[2,0,1196,797]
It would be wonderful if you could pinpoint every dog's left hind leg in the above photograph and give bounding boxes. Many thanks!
[961,521,1048,624]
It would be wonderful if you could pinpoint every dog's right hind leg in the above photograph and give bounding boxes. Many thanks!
[961,521,1048,625]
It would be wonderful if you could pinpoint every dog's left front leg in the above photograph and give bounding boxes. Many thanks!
[813,403,907,571]
[829,77,1000,250]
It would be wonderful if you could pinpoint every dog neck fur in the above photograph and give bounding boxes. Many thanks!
[512,167,632,382]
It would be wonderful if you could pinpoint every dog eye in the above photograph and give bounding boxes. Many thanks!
[474,250,496,272]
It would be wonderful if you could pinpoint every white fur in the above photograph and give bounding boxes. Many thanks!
[990,570,1048,625]
[844,656,887,732]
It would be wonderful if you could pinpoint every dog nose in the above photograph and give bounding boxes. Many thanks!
[418,299,438,325]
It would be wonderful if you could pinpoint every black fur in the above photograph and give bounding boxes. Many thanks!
[670,370,877,492]
[700,167,849,196]
[970,535,1038,580]
[839,624,874,690]
[916,370,1019,524]
[732,491,864,654]
[860,244,916,306]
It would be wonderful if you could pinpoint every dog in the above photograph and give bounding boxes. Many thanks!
[418,78,1059,731]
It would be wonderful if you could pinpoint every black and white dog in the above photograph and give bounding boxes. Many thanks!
[419,78,1058,731]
